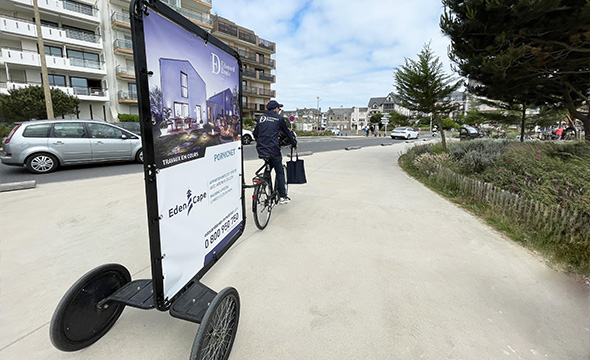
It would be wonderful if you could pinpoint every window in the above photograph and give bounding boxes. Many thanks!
[180,72,188,98]
[52,123,86,138]
[128,83,137,98]
[48,74,66,87]
[87,123,123,139]
[67,49,100,69]
[23,124,52,138]
[43,45,63,57]
[174,102,189,118]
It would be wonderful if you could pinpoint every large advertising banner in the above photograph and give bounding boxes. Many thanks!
[137,7,243,302]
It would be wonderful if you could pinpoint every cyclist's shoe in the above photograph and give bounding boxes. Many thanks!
[279,196,291,205]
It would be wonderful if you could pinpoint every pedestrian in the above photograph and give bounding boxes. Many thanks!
[253,100,297,204]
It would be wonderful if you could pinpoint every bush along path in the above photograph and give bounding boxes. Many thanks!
[399,139,590,277]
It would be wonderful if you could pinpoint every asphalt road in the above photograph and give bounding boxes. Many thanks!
[0,135,414,185]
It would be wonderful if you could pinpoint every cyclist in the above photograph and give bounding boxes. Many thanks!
[253,100,297,204]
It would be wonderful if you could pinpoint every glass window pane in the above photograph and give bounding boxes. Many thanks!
[88,123,123,139]
[52,123,86,138]
[23,124,51,138]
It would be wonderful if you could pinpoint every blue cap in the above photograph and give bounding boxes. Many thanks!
[266,100,284,110]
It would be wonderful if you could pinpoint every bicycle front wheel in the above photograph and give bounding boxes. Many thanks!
[253,180,273,230]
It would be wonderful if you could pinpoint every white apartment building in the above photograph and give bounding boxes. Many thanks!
[1,0,109,120]
[1,0,273,122]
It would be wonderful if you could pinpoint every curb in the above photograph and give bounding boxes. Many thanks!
[345,146,362,151]
[380,143,393,146]
[0,180,37,193]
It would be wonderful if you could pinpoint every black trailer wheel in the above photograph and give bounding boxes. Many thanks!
[50,263,131,351]
[190,287,240,360]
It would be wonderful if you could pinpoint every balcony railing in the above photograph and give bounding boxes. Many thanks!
[72,86,106,96]
[69,57,102,70]
[65,28,100,43]
[62,0,97,16]
[11,0,99,21]
[0,15,100,46]
[238,30,256,45]
[242,68,257,79]
[258,57,275,68]
[111,12,130,27]
[118,90,138,101]
[116,65,135,78]
[113,39,133,54]
[258,88,276,97]
[259,73,275,82]
[243,103,257,111]
[160,0,212,26]
[258,38,275,52]
[243,86,258,95]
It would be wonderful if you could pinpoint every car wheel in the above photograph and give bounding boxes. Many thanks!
[242,134,252,145]
[406,134,410,140]
[26,153,58,174]
[391,136,395,139]
[135,149,143,163]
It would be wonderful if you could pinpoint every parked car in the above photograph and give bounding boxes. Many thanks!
[459,126,480,140]
[113,122,141,135]
[1,120,143,174]
[242,129,254,145]
[391,127,419,140]
[327,126,340,135]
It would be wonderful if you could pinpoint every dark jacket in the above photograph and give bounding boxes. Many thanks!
[253,110,297,158]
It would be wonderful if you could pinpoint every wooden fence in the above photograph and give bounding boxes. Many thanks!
[432,164,589,244]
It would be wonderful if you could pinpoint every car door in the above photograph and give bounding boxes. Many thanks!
[87,123,133,161]
[50,122,92,164]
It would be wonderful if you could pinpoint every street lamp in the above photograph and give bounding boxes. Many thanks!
[316,96,321,130]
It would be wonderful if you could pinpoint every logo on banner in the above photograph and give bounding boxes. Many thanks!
[168,189,207,218]
[211,53,236,77]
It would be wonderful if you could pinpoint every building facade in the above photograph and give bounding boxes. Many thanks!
[1,1,273,123]
[1,0,109,120]
[282,107,320,131]
[211,15,276,121]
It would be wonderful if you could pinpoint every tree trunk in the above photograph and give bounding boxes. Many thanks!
[520,104,526,143]
[563,90,589,141]
[435,114,447,153]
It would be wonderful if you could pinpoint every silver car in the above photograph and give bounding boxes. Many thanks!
[1,120,143,174]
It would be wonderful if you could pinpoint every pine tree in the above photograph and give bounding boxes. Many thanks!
[394,43,461,152]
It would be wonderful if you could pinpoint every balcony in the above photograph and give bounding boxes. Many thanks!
[258,88,276,97]
[160,0,212,29]
[116,65,135,81]
[242,68,275,83]
[0,15,102,50]
[10,0,100,23]
[113,39,133,56]
[118,90,138,103]
[243,102,257,111]
[111,12,130,30]
[1,48,106,75]
[258,38,275,52]
[0,81,108,101]
[243,86,258,96]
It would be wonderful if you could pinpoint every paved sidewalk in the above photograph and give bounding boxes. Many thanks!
[1,143,588,359]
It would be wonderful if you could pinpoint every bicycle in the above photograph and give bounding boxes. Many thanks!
[247,157,288,230]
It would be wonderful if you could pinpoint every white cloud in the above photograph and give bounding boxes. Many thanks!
[213,0,453,110]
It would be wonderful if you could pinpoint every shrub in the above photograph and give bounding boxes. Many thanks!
[0,122,15,139]
[449,139,509,174]
[118,114,140,122]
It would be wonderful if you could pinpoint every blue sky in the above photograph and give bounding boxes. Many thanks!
[212,0,452,111]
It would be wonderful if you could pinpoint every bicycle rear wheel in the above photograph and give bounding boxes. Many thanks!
[253,180,272,230]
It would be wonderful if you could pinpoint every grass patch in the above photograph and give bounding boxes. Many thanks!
[399,139,590,277]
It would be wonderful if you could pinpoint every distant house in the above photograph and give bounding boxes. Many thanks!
[283,108,321,130]
[351,106,369,130]
[367,92,411,117]
[325,107,353,130]
[160,59,207,130]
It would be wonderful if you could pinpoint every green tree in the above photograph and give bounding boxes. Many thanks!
[0,86,79,122]
[440,0,590,140]
[369,112,382,124]
[394,43,461,152]
[389,111,411,127]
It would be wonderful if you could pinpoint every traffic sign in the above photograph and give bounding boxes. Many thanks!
[289,116,295,122]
